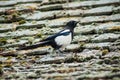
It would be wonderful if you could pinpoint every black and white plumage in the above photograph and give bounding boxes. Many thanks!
[17,20,78,50]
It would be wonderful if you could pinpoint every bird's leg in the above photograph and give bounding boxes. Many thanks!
[49,48,56,57]
[56,49,62,56]
[55,49,66,56]
[49,49,61,57]
[56,49,62,53]
[49,48,65,57]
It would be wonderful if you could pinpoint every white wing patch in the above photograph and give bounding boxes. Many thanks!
[55,32,72,47]
[61,29,70,33]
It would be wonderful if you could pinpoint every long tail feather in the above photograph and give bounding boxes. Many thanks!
[16,41,50,50]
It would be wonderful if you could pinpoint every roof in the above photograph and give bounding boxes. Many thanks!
[0,0,120,79]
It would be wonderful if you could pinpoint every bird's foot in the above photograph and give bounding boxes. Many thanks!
[49,50,66,57]
[55,50,66,56]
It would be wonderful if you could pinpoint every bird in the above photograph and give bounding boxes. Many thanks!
[16,20,78,51]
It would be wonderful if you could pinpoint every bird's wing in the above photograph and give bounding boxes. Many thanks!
[41,29,70,42]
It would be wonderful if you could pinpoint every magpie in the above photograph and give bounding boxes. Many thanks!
[17,20,78,51]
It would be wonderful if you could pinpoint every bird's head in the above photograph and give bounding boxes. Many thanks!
[66,20,78,30]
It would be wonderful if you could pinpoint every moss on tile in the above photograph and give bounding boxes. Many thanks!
[0,38,7,46]
[18,20,26,25]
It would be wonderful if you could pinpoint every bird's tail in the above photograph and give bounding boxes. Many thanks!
[16,41,50,50]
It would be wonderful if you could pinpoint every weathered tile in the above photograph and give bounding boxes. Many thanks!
[41,0,66,5]
[17,0,42,3]
[38,4,63,11]
[0,1,17,7]
[76,22,120,34]
[83,42,111,49]
[48,17,80,27]
[80,14,120,24]
[91,33,120,42]
[21,11,54,20]
[0,29,39,38]
[63,0,120,9]
[0,7,13,15]
[66,44,81,51]
[84,6,114,16]
[17,21,46,29]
